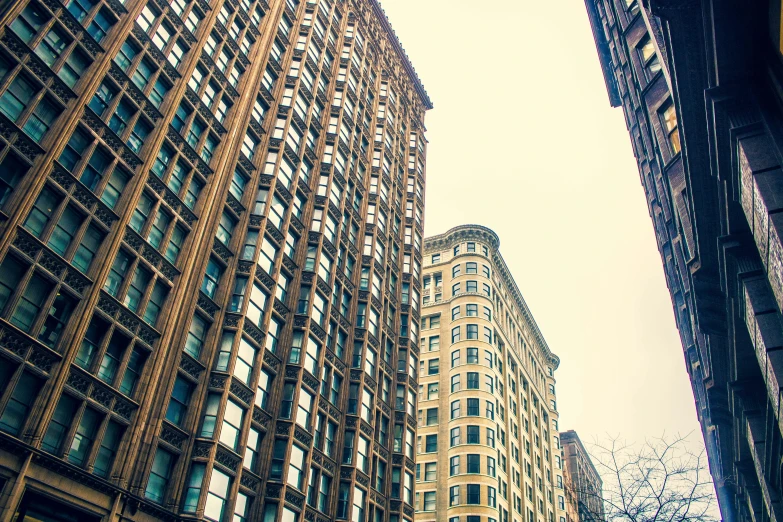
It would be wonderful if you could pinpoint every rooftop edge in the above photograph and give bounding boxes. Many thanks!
[370,0,434,111]
[423,224,560,370]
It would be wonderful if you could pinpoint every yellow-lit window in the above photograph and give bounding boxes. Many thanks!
[638,35,662,75]
[661,103,681,155]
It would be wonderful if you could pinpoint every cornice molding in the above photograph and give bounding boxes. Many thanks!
[367,0,433,110]
[424,224,500,254]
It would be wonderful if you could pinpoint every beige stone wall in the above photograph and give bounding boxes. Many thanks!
[415,226,565,522]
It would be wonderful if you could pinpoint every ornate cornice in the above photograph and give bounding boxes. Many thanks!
[423,225,560,370]
[368,0,433,110]
[424,224,500,254]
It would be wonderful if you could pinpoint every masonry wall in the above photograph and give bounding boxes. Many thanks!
[0,0,431,519]
[414,226,565,522]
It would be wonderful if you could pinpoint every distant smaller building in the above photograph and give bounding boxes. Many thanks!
[561,431,604,522]
[561,461,579,522]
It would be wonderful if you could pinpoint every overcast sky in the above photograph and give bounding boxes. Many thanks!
[382,0,704,447]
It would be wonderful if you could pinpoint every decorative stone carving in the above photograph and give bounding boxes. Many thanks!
[215,447,240,471]
[209,373,228,389]
[66,370,92,394]
[28,347,57,373]
[192,442,213,458]
[159,424,187,449]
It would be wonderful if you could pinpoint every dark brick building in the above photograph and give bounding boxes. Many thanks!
[584,0,783,521]
[0,0,431,519]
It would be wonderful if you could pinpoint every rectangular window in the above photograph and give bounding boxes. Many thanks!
[144,447,174,503]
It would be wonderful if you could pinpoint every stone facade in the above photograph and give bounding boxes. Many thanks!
[583,0,783,520]
[559,431,602,522]
[414,225,565,522]
[560,461,578,522]
[0,0,431,519]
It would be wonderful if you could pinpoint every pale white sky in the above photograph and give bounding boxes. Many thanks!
[382,0,703,446]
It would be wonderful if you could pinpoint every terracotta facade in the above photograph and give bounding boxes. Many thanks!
[0,0,431,519]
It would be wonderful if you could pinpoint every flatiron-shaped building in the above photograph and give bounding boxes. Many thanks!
[414,226,565,522]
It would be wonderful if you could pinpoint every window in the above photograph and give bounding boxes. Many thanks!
[467,454,480,474]
[71,220,108,274]
[93,419,123,477]
[423,491,436,511]
[270,439,287,480]
[296,388,314,429]
[288,444,306,490]
[244,427,260,471]
[0,151,30,209]
[219,399,244,449]
[404,472,413,505]
[466,324,479,340]
[2,260,79,350]
[343,430,355,464]
[318,474,331,512]
[424,434,437,452]
[451,400,460,419]
[165,375,193,426]
[256,368,272,409]
[637,35,661,77]
[449,486,459,506]
[467,398,479,416]
[353,486,367,522]
[357,435,369,472]
[205,468,231,521]
[451,349,460,368]
[1,67,60,144]
[0,371,42,435]
[405,427,415,459]
[450,374,461,393]
[661,101,681,155]
[145,447,174,503]
[246,283,268,327]
[466,484,480,505]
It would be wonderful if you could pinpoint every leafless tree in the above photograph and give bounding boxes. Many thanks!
[571,433,718,522]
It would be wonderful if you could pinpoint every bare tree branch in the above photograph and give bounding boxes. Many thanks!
[566,433,719,522]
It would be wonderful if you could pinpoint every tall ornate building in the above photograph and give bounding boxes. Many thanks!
[583,0,783,521]
[559,431,602,522]
[0,0,431,518]
[414,225,565,522]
